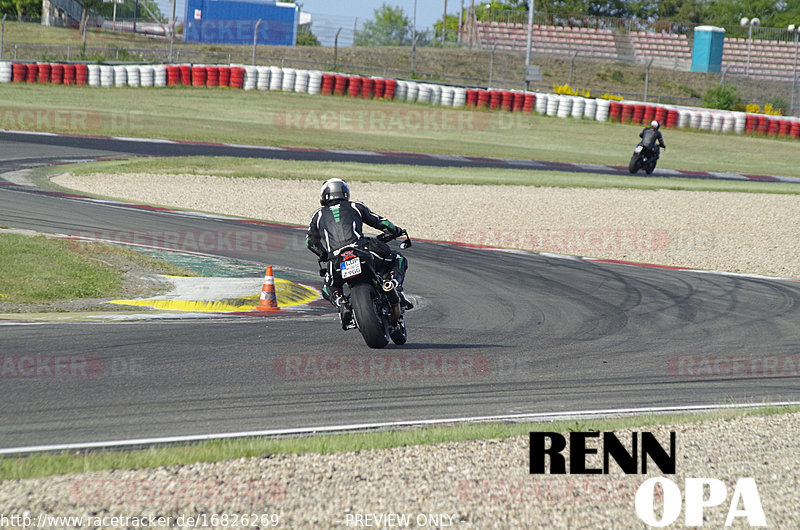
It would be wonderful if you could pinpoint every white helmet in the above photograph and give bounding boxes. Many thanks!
[320,178,350,205]
[650,120,660,130]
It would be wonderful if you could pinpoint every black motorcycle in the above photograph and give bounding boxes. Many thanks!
[327,231,412,349]
[628,143,662,175]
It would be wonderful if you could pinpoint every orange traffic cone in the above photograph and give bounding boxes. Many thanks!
[256,265,280,311]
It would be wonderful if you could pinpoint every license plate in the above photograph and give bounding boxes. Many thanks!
[340,258,362,279]
[634,145,643,154]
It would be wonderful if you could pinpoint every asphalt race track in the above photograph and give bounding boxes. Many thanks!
[2,134,800,451]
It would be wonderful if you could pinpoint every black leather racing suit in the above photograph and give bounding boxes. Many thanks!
[306,199,408,302]
[639,128,666,159]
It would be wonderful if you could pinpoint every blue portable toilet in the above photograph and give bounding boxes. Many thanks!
[691,26,725,73]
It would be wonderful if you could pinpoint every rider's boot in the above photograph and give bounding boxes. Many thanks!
[389,274,414,310]
[332,291,354,330]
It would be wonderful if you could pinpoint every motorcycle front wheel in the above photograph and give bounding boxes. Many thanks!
[645,159,657,175]
[350,283,390,349]
[628,154,642,174]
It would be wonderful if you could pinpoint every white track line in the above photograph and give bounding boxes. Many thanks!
[2,401,798,455]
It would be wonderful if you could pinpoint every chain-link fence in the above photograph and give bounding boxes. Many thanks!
[1,12,797,115]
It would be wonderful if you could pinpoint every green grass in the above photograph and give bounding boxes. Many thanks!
[0,21,158,48]
[1,85,799,178]
[2,405,797,480]
[64,156,800,195]
[0,233,193,305]
[0,233,123,302]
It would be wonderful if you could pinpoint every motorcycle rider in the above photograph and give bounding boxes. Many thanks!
[306,178,412,328]
[639,120,666,159]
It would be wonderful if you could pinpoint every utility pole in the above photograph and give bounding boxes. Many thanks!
[1,15,6,60]
[168,0,176,62]
[469,0,475,49]
[252,19,262,65]
[442,0,447,45]
[411,0,417,73]
[334,27,342,70]
[524,0,535,90]
[457,0,463,43]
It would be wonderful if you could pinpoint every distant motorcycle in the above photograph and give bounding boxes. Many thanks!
[628,143,663,175]
[327,230,412,349]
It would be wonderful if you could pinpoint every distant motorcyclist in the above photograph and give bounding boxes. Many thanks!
[306,178,412,327]
[639,120,666,159]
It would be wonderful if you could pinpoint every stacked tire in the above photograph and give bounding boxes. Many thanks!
[281,68,296,91]
[99,65,113,87]
[308,71,322,95]
[256,66,271,90]
[0,61,12,83]
[218,66,231,87]
[269,66,282,90]
[126,65,140,87]
[230,67,245,89]
[113,65,127,87]
[206,66,219,87]
[192,65,207,87]
[37,63,51,84]
[243,66,257,90]
[294,69,309,93]
[63,64,76,85]
[583,98,597,120]
[405,82,419,103]
[24,64,37,83]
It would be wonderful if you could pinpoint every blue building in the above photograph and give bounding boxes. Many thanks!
[183,0,298,46]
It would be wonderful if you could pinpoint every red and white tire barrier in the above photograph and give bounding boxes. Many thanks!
[2,60,798,140]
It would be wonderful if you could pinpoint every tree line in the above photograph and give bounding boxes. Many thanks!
[474,0,800,29]
[1,0,165,22]
[355,1,800,47]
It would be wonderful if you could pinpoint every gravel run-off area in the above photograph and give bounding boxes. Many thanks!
[1,414,798,528]
[2,173,795,528]
[53,173,800,279]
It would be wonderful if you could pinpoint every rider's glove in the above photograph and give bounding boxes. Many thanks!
[390,225,404,237]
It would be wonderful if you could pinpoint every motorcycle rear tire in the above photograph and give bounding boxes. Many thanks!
[628,154,641,174]
[351,283,390,349]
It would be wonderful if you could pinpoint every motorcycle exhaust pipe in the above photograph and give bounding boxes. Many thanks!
[382,280,402,319]
[382,280,401,304]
